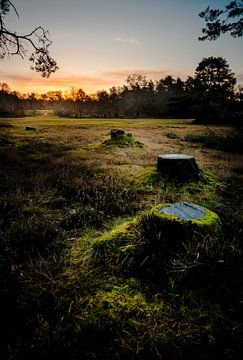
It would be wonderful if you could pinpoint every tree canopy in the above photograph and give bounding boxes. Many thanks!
[0,0,58,77]
[199,1,243,40]
[194,56,236,95]
[0,56,239,123]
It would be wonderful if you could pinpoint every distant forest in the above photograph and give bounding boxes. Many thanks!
[1,57,242,123]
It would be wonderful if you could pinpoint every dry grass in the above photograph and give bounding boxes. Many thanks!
[1,116,242,360]
[1,117,239,177]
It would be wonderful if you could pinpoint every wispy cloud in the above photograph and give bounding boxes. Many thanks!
[114,36,140,45]
[0,72,114,94]
[2,67,241,95]
[0,68,191,94]
[103,68,193,82]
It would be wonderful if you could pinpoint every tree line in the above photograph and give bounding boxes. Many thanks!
[1,56,242,123]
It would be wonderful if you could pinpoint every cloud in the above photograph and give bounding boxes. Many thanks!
[114,36,140,45]
[3,67,241,95]
[103,68,193,82]
[0,67,193,94]
[0,72,115,94]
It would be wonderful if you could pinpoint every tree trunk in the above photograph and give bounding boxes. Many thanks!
[157,154,200,182]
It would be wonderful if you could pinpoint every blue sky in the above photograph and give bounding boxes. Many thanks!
[1,0,242,93]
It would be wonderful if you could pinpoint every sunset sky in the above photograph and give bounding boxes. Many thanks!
[1,0,242,94]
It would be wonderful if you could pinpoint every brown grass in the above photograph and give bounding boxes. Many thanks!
[1,117,241,180]
[1,116,242,360]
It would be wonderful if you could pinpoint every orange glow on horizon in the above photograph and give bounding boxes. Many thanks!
[1,68,201,96]
[5,81,112,96]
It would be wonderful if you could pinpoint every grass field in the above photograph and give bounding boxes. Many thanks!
[0,117,243,359]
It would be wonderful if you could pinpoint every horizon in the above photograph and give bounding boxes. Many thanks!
[1,0,242,94]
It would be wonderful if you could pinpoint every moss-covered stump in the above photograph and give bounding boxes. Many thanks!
[157,154,200,182]
[102,131,144,148]
[110,128,125,138]
[91,202,220,286]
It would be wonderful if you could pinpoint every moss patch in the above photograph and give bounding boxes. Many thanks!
[101,133,144,148]
[90,203,221,285]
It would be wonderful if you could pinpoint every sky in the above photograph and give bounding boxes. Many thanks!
[0,0,242,94]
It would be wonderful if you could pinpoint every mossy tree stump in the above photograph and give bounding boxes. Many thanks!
[140,202,220,255]
[102,129,143,147]
[110,129,125,138]
[91,202,220,285]
[157,154,200,182]
[137,202,220,283]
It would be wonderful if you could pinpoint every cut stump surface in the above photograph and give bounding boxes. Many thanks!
[158,202,207,221]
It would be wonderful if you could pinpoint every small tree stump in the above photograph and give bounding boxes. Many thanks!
[157,154,200,181]
[25,126,36,131]
[110,129,125,138]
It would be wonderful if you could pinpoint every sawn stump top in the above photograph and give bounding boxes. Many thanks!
[157,202,207,220]
[157,154,194,160]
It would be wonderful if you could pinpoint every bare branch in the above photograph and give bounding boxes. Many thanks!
[0,0,58,77]
[8,0,18,18]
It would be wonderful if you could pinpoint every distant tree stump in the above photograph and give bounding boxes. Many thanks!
[110,129,125,138]
[157,154,200,181]
[25,126,36,131]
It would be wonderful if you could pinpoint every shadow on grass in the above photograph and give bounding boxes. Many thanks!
[0,132,243,360]
[0,133,143,359]
[185,130,243,153]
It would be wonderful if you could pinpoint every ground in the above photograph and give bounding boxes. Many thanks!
[0,116,242,359]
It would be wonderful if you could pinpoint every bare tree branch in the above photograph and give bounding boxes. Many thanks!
[0,0,58,77]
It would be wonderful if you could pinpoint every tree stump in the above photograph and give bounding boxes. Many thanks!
[110,129,125,138]
[157,154,200,181]
[146,202,220,237]
[140,201,220,261]
[90,201,220,286]
[25,126,36,131]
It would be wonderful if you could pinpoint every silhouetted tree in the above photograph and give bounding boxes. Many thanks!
[126,74,148,90]
[96,90,110,117]
[195,56,236,96]
[193,57,236,122]
[121,75,152,117]
[0,0,58,77]
[199,1,243,40]
[109,86,122,117]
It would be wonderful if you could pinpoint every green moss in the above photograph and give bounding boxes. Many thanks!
[138,169,162,186]
[73,283,224,360]
[89,203,221,285]
[101,133,144,148]
[91,219,141,269]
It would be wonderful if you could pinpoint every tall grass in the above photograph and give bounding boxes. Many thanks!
[185,130,243,153]
[0,119,243,359]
